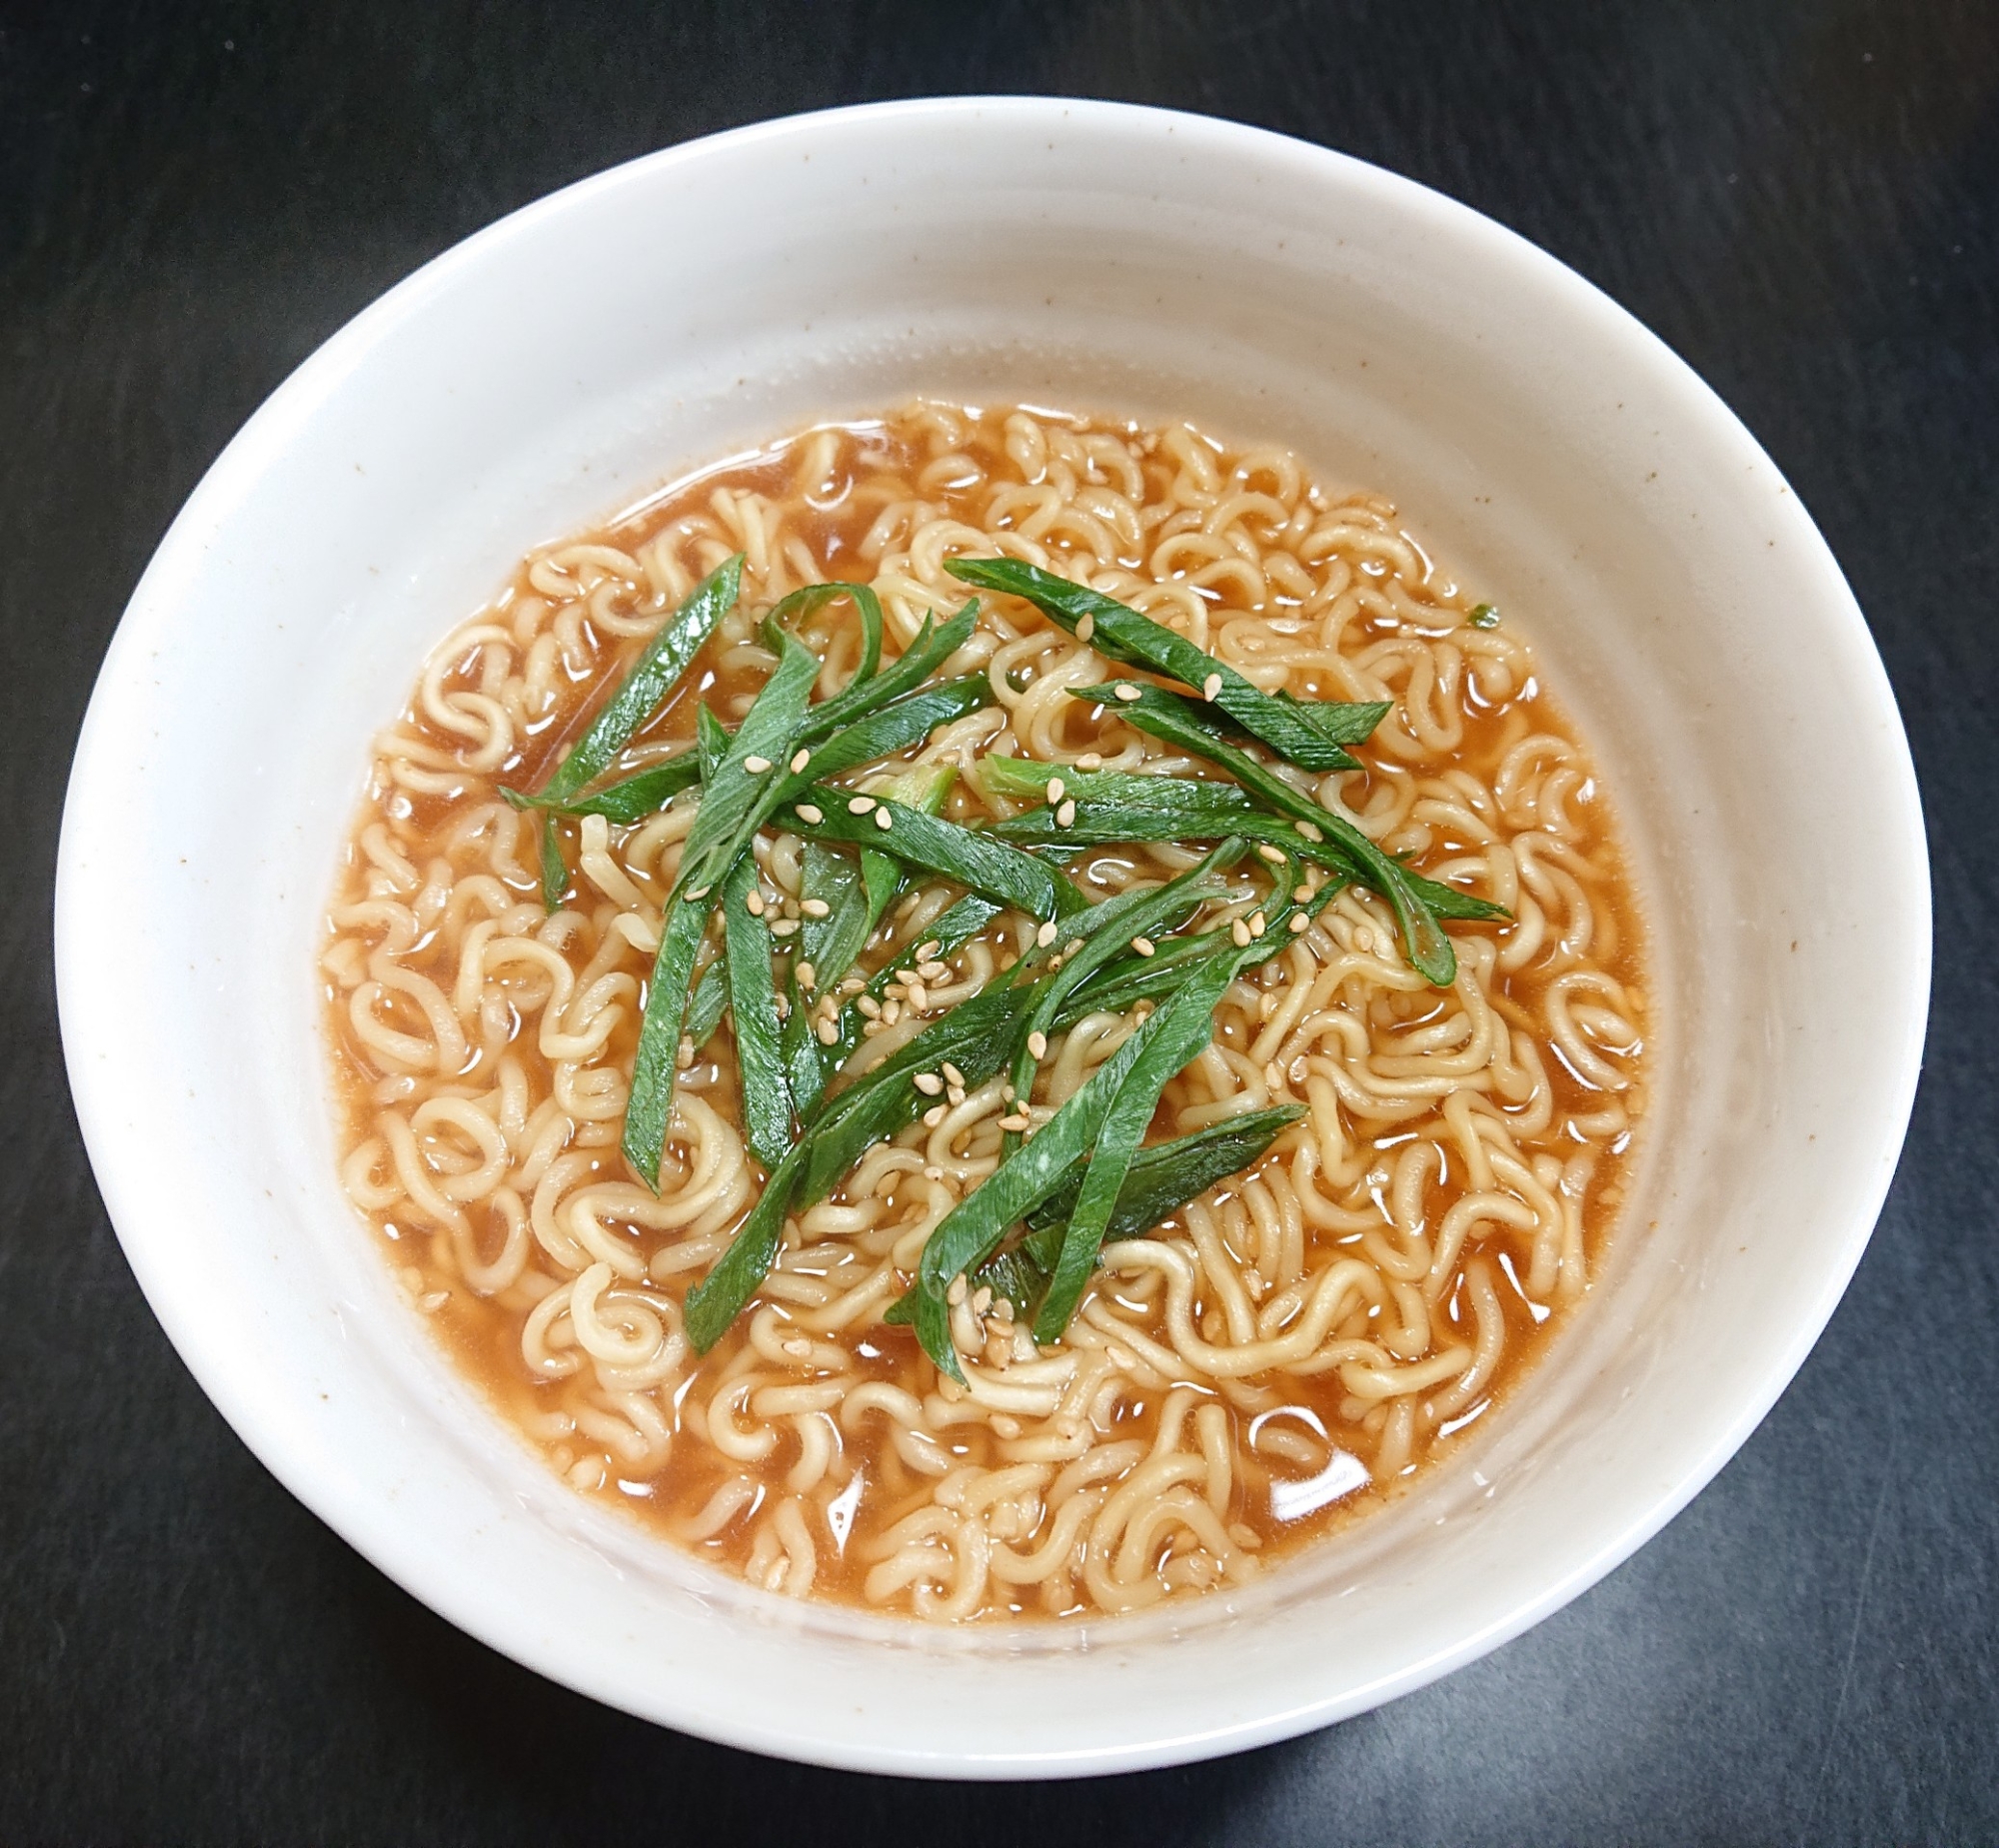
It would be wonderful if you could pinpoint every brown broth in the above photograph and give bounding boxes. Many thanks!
[324,405,1648,1619]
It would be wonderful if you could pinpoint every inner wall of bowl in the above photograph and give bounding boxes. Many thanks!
[80,105,1920,1767]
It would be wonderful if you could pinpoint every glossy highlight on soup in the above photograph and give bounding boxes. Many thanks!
[322,403,1648,1620]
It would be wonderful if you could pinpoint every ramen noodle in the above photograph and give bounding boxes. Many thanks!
[322,404,1647,1620]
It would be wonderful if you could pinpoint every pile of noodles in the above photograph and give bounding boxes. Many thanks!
[325,404,1645,1619]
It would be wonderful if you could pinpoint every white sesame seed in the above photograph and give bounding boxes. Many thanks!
[802,897,830,918]
[1113,683,1141,702]
[816,1018,839,1044]
[947,1084,967,1107]
[1289,913,1310,933]
[795,803,823,825]
[1257,844,1286,864]
[870,808,890,832]
[743,755,773,774]
[1035,921,1057,947]
[676,1034,695,1070]
[882,999,902,1025]
[917,940,942,961]
[1293,885,1312,903]
[1077,752,1102,770]
[1075,613,1094,642]
[790,748,811,773]
[1249,911,1266,938]
[1131,934,1156,956]
[941,1062,965,1087]
[998,1113,1030,1131]
[896,967,920,985]
[848,795,876,815]
[915,1071,944,1095]
[858,995,881,1018]
[1055,799,1076,828]
[797,961,817,987]
[907,981,929,1010]
[948,1274,968,1306]
[919,961,949,982]
[1026,1029,1047,1060]
[771,918,799,937]
[1295,821,1324,843]
[972,1286,993,1316]
[923,1103,947,1126]
[746,890,766,915]
[1202,673,1222,701]
[685,885,711,902]
[1231,919,1252,947]
[1045,777,1065,804]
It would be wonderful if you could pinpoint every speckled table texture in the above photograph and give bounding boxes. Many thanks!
[4,2,1994,1842]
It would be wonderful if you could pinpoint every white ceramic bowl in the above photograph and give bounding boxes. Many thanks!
[56,98,1928,1776]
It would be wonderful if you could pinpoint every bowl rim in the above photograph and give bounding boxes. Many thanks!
[55,94,1931,1776]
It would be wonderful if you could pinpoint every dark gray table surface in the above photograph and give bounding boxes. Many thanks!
[5,2,1994,1841]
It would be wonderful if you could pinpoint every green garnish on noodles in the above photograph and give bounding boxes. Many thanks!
[530,562,1507,1354]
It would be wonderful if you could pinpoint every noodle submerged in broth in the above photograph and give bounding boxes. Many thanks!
[323,404,1648,1619]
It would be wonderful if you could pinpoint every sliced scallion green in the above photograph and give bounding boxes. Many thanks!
[781,841,867,1115]
[539,555,743,804]
[765,581,885,690]
[1073,679,1471,984]
[622,638,824,1186]
[785,788,1086,923]
[785,677,991,791]
[685,953,728,1048]
[1032,948,1252,1340]
[793,601,979,749]
[976,1103,1305,1318]
[538,814,567,914]
[782,765,957,1119]
[978,755,1265,825]
[901,950,1245,1377]
[683,1141,808,1353]
[685,977,1037,1348]
[811,892,1005,1079]
[551,753,703,824]
[619,896,710,1188]
[721,854,792,1170]
[696,704,731,785]
[948,557,1388,770]
[1002,841,1243,1151]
